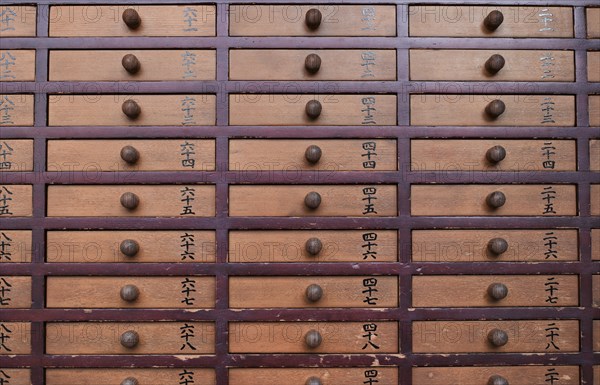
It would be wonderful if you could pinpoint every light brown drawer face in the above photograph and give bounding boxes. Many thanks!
[0,369,29,385]
[229,276,398,308]
[593,229,600,260]
[409,6,573,37]
[229,322,398,353]
[49,5,216,36]
[413,320,579,353]
[230,185,397,217]
[591,139,600,171]
[591,96,600,126]
[0,276,31,308]
[47,185,215,217]
[46,276,215,308]
[46,231,216,263]
[0,185,32,217]
[589,52,600,82]
[410,50,574,82]
[230,139,397,171]
[0,322,31,354]
[0,140,33,172]
[588,8,600,38]
[229,94,397,126]
[47,139,216,172]
[229,230,398,263]
[0,50,35,81]
[413,366,580,385]
[48,94,216,126]
[594,275,600,307]
[411,139,576,171]
[412,229,578,262]
[0,6,36,37]
[410,95,575,126]
[229,5,396,36]
[46,322,215,355]
[411,184,577,216]
[0,230,32,263]
[230,368,398,385]
[595,321,600,351]
[0,94,34,126]
[47,369,215,385]
[592,185,600,215]
[413,275,578,307]
[49,50,216,81]
[230,49,396,81]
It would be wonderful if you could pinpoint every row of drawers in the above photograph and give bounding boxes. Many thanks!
[2,5,599,38]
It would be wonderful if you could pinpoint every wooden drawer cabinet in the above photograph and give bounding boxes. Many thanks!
[229,368,398,385]
[0,139,33,172]
[413,366,580,385]
[0,94,34,126]
[0,322,31,354]
[0,276,31,308]
[0,5,36,37]
[46,369,216,385]
[0,50,35,81]
[0,230,32,263]
[0,184,32,217]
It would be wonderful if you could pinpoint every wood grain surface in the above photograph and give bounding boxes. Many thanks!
[0,185,32,217]
[46,369,215,385]
[229,368,398,385]
[588,8,600,38]
[590,95,600,126]
[0,322,31,354]
[591,139,600,171]
[0,140,33,172]
[0,276,31,308]
[0,50,35,81]
[0,94,34,126]
[0,6,36,37]
[589,51,600,82]
[413,366,580,385]
[0,230,32,263]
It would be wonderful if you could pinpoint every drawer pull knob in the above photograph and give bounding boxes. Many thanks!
[487,283,509,300]
[305,9,322,30]
[485,54,505,75]
[120,145,140,164]
[304,329,322,348]
[485,99,505,119]
[305,53,322,74]
[486,191,506,209]
[487,238,509,255]
[121,378,139,385]
[120,330,140,348]
[486,145,506,163]
[122,100,141,119]
[120,284,140,302]
[305,377,322,385]
[304,191,322,209]
[305,284,323,302]
[483,10,504,31]
[122,9,142,30]
[122,54,141,74]
[488,375,509,385]
[120,192,140,210]
[305,145,322,164]
[305,237,323,256]
[305,100,322,120]
[120,239,140,257]
[487,328,509,347]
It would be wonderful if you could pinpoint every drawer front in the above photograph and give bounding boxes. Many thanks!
[0,94,34,126]
[229,5,396,36]
[588,8,600,38]
[413,366,579,385]
[409,6,573,37]
[411,139,576,171]
[412,275,578,307]
[230,139,397,171]
[49,50,216,81]
[595,321,600,351]
[46,276,215,308]
[0,6,36,37]
[229,185,397,217]
[229,94,397,126]
[46,322,215,354]
[0,322,31,354]
[228,230,398,263]
[0,139,33,172]
[0,50,35,81]
[589,52,600,82]
[0,276,31,308]
[230,49,396,81]
[591,96,600,126]
[410,95,575,126]
[47,185,215,217]
[47,139,216,172]
[229,368,398,385]
[593,229,600,260]
[412,229,578,262]
[413,320,579,353]
[229,276,398,308]
[49,5,216,36]
[0,369,29,385]
[410,50,574,82]
[46,231,216,263]
[592,185,600,215]
[591,139,600,171]
[229,322,398,353]
[411,184,577,216]
[48,94,216,126]
[0,184,32,217]
[594,275,600,307]
[47,369,215,385]
[0,230,32,263]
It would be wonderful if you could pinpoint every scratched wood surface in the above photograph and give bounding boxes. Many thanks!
[0,184,32,217]
[0,139,33,172]
[0,276,31,308]
[0,94,34,126]
[229,368,398,385]
[0,50,35,81]
[46,369,216,385]
[0,230,32,263]
[412,366,580,385]
[0,6,36,37]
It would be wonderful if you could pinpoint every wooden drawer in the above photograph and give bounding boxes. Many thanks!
[0,322,31,354]
[589,52,600,82]
[0,369,29,385]
[229,185,397,217]
[413,275,578,307]
[411,184,576,216]
[0,184,32,217]
[0,230,32,263]
[0,94,34,126]
[0,276,30,308]
[47,139,216,172]
[413,366,580,385]
[591,95,600,126]
[593,229,600,260]
[410,95,575,127]
[46,276,215,308]
[229,276,398,308]
[49,5,216,36]
[410,50,574,82]
[594,275,600,307]
[229,322,398,353]
[0,139,33,172]
[413,320,579,353]
[588,8,600,38]
[591,139,600,171]
[229,368,398,385]
[48,94,216,126]
[411,139,576,171]
[229,5,396,36]
[46,322,215,355]
[592,185,600,215]
[409,6,573,37]
[46,231,216,263]
[46,369,215,385]
[230,49,396,81]
[412,229,578,262]
[230,139,397,171]
[49,50,216,81]
[0,6,36,37]
[229,94,397,126]
[595,320,600,351]
[47,185,215,217]
[0,50,35,81]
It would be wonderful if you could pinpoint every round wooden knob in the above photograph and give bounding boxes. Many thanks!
[487,328,509,347]
[305,53,322,74]
[488,375,509,385]
[122,54,141,74]
[122,9,142,29]
[305,100,322,120]
[122,99,141,119]
[305,377,322,385]
[305,284,323,302]
[487,283,508,300]
[485,99,505,119]
[305,145,322,164]
[121,378,139,385]
[485,54,505,75]
[486,145,506,163]
[304,191,321,210]
[487,238,508,255]
[305,238,323,256]
[486,191,506,209]
[120,330,139,348]
[305,330,322,348]
[120,239,140,257]
[120,192,140,210]
[120,145,140,164]
[120,284,140,302]
[305,9,322,30]
[483,10,504,31]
